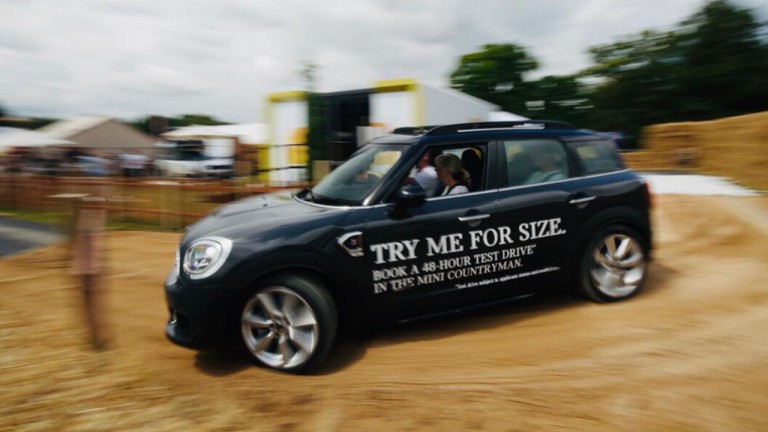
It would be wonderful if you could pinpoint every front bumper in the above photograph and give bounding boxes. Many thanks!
[198,167,234,178]
[164,276,231,351]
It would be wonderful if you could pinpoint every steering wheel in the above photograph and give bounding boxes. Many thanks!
[365,170,382,182]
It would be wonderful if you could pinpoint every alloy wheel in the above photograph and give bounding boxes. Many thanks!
[241,287,320,370]
[590,234,646,298]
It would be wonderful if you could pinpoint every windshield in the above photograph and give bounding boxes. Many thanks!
[159,149,207,161]
[157,141,208,161]
[310,145,404,205]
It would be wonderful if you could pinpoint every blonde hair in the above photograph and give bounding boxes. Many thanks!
[435,154,469,183]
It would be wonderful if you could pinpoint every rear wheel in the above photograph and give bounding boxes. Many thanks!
[578,225,648,302]
[238,275,337,373]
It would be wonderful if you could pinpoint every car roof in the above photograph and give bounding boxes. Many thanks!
[368,121,605,146]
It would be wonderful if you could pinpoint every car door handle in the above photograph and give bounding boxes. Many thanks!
[459,214,491,223]
[569,196,596,205]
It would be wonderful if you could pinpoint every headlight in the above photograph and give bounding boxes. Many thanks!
[182,237,233,280]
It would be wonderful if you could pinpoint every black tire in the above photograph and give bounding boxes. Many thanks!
[578,225,648,303]
[237,274,337,374]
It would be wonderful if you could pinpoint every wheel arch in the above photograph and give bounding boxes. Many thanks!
[225,250,362,332]
[567,206,652,278]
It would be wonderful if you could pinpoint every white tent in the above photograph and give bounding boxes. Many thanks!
[0,127,76,153]
[37,116,156,155]
[487,111,529,121]
[162,123,268,145]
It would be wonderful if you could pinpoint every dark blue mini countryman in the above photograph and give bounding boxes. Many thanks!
[165,121,652,373]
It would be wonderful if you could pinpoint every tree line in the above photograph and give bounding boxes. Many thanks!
[450,0,768,147]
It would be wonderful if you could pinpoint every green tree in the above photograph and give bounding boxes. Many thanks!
[450,44,592,125]
[450,43,538,114]
[677,0,768,119]
[583,30,686,139]
[128,114,230,135]
[583,0,768,142]
[173,114,230,127]
[582,30,683,80]
[525,75,592,125]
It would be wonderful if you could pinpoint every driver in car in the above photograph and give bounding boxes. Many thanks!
[403,152,438,197]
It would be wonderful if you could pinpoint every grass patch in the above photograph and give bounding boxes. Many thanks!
[0,208,66,226]
[105,219,179,232]
[0,208,176,232]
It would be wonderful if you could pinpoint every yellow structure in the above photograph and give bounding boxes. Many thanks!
[264,91,310,184]
[264,79,499,185]
[372,78,425,128]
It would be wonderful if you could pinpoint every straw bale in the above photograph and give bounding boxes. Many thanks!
[627,111,768,190]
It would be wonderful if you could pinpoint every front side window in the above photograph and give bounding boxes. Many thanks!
[159,140,207,161]
[503,139,569,187]
[401,144,487,198]
[311,145,403,204]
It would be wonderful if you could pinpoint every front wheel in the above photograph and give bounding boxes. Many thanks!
[578,225,648,303]
[238,275,337,373]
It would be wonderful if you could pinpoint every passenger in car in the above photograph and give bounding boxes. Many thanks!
[435,154,470,196]
[525,147,565,184]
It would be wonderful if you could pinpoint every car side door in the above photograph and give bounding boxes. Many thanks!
[355,143,500,322]
[473,138,576,301]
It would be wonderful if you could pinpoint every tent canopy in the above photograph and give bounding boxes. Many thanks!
[162,124,268,145]
[487,111,529,121]
[0,127,76,152]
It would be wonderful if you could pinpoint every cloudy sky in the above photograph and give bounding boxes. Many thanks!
[1,0,766,123]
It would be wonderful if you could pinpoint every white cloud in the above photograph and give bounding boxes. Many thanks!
[0,0,766,122]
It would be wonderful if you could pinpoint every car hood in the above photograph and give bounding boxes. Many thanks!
[183,191,350,244]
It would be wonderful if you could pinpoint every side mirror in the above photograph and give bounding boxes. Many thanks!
[397,184,426,206]
[390,184,426,219]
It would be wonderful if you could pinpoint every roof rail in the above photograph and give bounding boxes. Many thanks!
[391,126,439,136]
[425,120,576,136]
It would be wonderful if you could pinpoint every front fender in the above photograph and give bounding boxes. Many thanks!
[223,248,365,327]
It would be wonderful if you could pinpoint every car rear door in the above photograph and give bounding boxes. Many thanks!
[474,138,576,300]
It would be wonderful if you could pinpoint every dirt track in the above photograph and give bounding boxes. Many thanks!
[1,194,767,431]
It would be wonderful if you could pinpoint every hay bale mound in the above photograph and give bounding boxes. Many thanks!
[624,111,768,191]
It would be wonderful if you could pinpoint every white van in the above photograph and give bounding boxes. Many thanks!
[154,139,234,178]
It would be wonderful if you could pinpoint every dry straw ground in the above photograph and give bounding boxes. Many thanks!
[2,194,768,431]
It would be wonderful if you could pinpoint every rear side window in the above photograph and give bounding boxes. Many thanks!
[570,140,624,175]
[502,139,569,187]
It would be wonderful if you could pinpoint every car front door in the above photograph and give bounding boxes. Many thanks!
[355,144,507,321]
[361,190,500,321]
